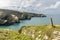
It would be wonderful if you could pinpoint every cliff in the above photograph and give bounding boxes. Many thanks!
[0,9,46,25]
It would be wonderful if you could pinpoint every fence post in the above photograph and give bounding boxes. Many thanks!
[50,17,55,28]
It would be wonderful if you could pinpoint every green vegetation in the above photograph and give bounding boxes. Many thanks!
[19,25,60,40]
[0,29,31,40]
[0,25,60,40]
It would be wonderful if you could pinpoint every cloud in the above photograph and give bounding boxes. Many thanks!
[0,0,36,7]
[3,0,36,11]
[45,1,60,10]
[0,0,36,11]
[35,3,42,8]
[0,0,10,7]
[20,0,36,7]
[9,0,36,8]
[0,0,60,13]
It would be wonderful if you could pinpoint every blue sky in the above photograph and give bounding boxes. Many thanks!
[0,0,60,14]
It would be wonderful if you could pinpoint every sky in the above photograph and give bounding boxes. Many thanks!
[0,0,60,14]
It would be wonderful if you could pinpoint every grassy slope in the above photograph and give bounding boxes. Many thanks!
[0,25,60,40]
[0,29,31,40]
[21,25,60,40]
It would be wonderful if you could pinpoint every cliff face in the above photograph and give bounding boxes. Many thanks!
[0,9,46,25]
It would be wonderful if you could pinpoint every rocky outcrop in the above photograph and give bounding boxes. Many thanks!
[21,12,46,17]
[0,13,20,25]
[0,9,46,25]
[5,14,19,25]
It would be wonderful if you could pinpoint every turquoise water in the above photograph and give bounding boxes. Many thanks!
[0,14,60,30]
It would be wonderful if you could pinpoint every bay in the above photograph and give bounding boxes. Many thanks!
[0,14,60,30]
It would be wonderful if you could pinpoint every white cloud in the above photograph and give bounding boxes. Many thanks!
[35,3,42,8]
[3,0,36,11]
[0,0,10,7]
[0,0,36,8]
[0,0,36,11]
[0,0,60,13]
[45,1,60,10]
[20,0,36,7]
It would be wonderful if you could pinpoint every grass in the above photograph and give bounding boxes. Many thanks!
[20,24,60,40]
[0,29,31,40]
[0,24,60,40]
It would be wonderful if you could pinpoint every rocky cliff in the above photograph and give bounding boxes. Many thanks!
[0,9,46,25]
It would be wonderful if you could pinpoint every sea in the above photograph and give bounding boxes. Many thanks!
[0,14,60,30]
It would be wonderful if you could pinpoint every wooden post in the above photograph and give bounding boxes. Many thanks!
[50,17,55,28]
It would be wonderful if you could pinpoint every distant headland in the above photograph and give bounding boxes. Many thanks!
[0,9,46,25]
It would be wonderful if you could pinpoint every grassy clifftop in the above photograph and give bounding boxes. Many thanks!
[0,25,60,40]
[19,25,60,40]
[0,29,31,40]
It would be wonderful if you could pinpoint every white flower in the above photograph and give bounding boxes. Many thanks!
[36,37,41,40]
[38,35,41,37]
[32,34,34,38]
[38,31,41,33]
[43,34,48,40]
[53,31,59,35]
[58,32,60,35]
[52,39,58,40]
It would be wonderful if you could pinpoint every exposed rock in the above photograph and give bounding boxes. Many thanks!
[0,19,7,24]
[9,14,19,23]
[20,14,31,20]
[5,14,20,25]
[0,14,20,25]
[0,9,46,25]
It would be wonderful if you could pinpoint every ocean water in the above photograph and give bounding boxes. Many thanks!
[0,14,60,30]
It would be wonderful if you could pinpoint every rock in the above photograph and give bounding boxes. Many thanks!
[40,14,46,17]
[0,14,20,25]
[5,14,20,24]
[0,19,7,24]
[10,14,19,23]
[0,9,46,25]
[20,14,31,20]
